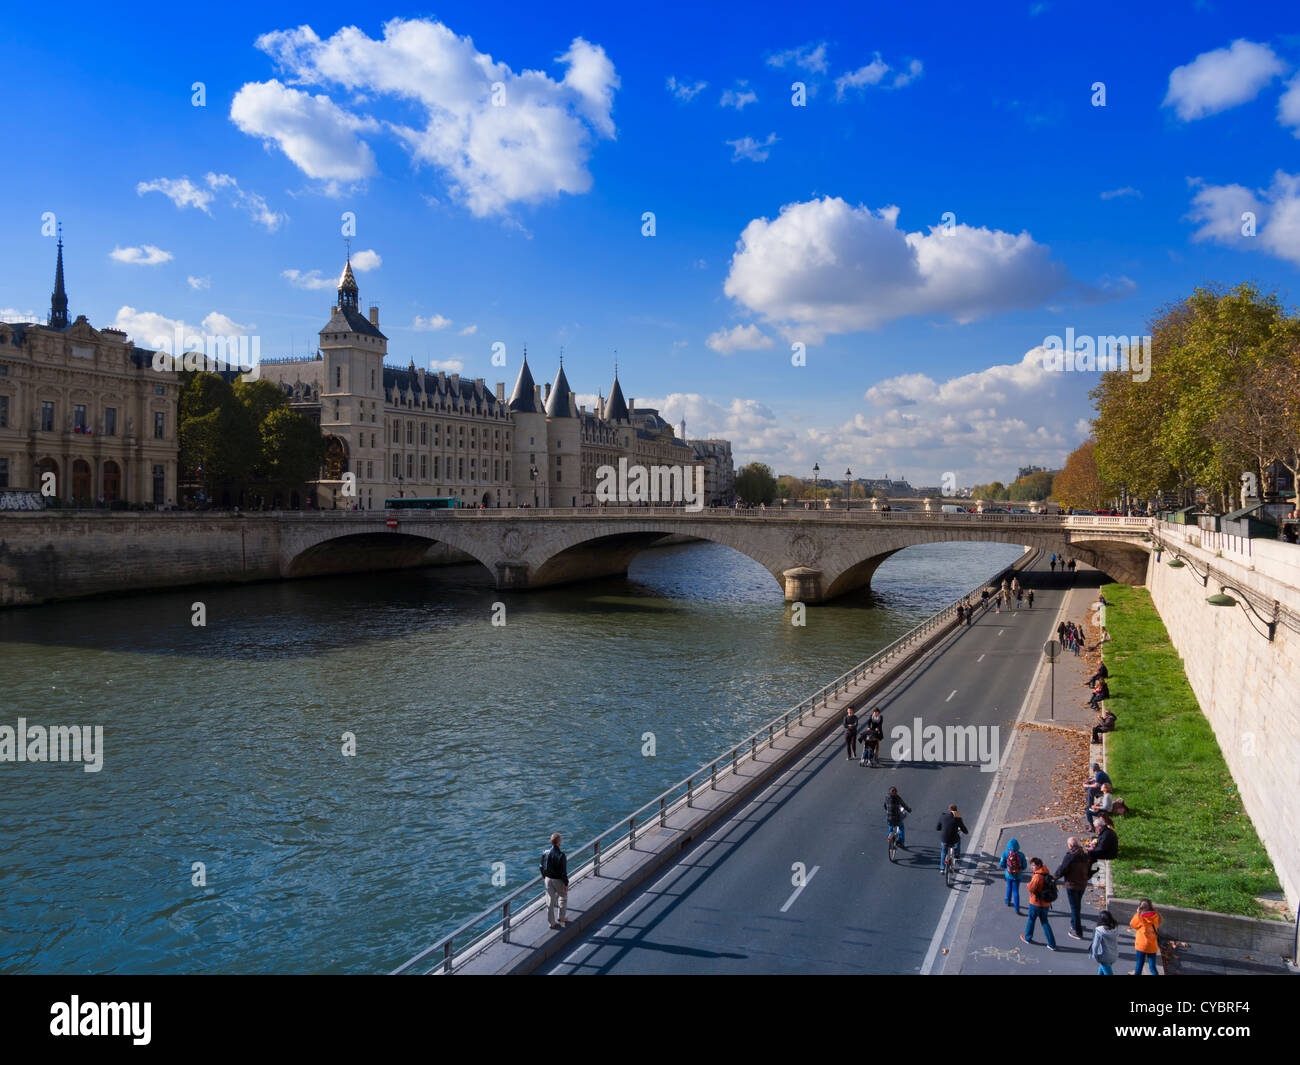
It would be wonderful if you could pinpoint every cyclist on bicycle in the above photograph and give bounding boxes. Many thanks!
[884,787,912,848]
[936,803,969,869]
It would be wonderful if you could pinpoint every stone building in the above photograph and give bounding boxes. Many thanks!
[0,240,179,506]
[258,256,728,509]
[685,431,735,506]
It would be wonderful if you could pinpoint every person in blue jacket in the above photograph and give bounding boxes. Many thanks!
[999,837,1027,914]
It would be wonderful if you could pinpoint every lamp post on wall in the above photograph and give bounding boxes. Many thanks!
[529,464,539,508]
[811,462,820,500]
[845,467,852,510]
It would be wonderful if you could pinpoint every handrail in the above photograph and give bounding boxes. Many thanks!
[392,547,1041,975]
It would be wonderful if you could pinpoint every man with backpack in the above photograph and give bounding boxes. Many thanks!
[1020,858,1059,950]
[540,832,570,929]
[1054,837,1091,939]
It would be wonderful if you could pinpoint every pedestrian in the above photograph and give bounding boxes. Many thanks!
[1050,554,1057,572]
[1026,588,1034,609]
[999,836,1027,913]
[1020,858,1058,950]
[1130,900,1161,975]
[1057,621,1066,643]
[957,603,965,626]
[1091,910,1119,975]
[936,804,969,869]
[1054,837,1091,939]
[540,832,569,929]
[863,707,884,767]
[843,707,859,760]
[884,787,912,847]
[980,588,989,610]
[1015,587,1023,610]
[995,590,1002,613]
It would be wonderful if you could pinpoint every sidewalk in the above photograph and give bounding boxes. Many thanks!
[948,566,1295,976]
[947,569,1118,973]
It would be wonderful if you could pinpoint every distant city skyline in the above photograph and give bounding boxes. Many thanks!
[3,1,1297,484]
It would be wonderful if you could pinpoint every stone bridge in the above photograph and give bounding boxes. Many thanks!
[279,508,1155,603]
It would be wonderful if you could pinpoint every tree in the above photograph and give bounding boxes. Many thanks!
[776,475,804,499]
[178,372,258,497]
[1053,439,1115,510]
[260,407,327,495]
[735,462,778,504]
[1009,470,1055,501]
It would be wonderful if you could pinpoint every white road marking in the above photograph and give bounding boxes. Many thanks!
[946,690,957,702]
[997,629,1004,636]
[780,865,820,913]
[977,654,985,662]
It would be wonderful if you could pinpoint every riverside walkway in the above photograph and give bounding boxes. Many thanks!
[540,563,1074,974]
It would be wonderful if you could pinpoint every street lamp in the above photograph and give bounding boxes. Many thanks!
[811,462,820,499]
[529,464,539,508]
[845,467,852,509]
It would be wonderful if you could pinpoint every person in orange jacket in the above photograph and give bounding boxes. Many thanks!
[1130,899,1161,975]
[1019,857,1058,951]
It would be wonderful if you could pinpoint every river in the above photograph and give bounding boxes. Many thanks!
[0,538,1021,973]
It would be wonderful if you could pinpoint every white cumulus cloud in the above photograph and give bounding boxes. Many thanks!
[430,358,464,373]
[1187,170,1300,267]
[413,314,453,331]
[722,196,1075,340]
[112,307,253,346]
[234,19,619,216]
[137,172,286,230]
[720,84,758,110]
[706,323,774,354]
[766,42,829,75]
[1163,39,1286,121]
[187,275,211,290]
[350,249,381,271]
[110,245,173,266]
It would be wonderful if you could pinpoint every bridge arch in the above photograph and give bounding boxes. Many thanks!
[283,530,499,581]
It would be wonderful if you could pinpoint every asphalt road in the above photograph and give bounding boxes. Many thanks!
[545,567,1077,974]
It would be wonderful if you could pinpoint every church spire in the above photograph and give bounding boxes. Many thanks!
[49,227,69,329]
[338,245,359,311]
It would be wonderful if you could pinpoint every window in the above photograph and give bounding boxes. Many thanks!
[154,411,165,439]
[420,423,427,446]
[334,401,340,421]
[74,404,88,431]
[371,369,375,389]
[458,458,464,480]
[155,385,164,396]
[367,461,373,479]
[0,364,7,375]
[435,456,441,479]
[0,395,7,429]
[392,454,400,478]
[494,460,500,481]
[152,464,165,506]
[104,407,116,436]
[420,455,427,479]
[336,366,342,388]
[392,421,400,444]
[41,401,54,431]
[406,422,413,445]
[556,454,562,466]
[406,454,413,479]
[0,458,6,487]
[505,461,510,481]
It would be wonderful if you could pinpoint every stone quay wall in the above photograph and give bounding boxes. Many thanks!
[1145,523,1300,914]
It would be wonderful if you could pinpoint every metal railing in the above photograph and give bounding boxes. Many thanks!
[392,547,1041,975]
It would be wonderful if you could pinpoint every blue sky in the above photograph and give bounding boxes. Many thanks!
[3,0,1298,486]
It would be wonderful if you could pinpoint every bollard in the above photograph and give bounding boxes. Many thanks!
[594,839,601,876]
[502,900,512,944]
[659,796,667,827]
[444,940,454,974]
[687,777,694,808]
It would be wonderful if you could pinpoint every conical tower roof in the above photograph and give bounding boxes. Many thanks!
[546,360,575,418]
[338,256,359,310]
[508,354,539,413]
[606,371,629,422]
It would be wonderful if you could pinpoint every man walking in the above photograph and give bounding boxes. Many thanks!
[843,708,859,761]
[1020,858,1059,950]
[1054,837,1091,939]
[540,832,569,929]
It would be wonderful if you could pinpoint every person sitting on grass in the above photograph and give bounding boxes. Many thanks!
[1085,661,1109,688]
[1085,814,1119,868]
[1088,679,1110,710]
[1087,782,1114,828]
[1091,709,1117,745]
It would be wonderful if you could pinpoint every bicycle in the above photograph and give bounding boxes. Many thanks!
[887,823,902,862]
[942,844,958,887]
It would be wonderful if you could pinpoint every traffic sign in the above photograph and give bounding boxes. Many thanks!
[386,517,399,529]
[1043,639,1060,662]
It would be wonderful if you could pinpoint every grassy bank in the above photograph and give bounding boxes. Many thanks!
[1101,583,1282,918]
